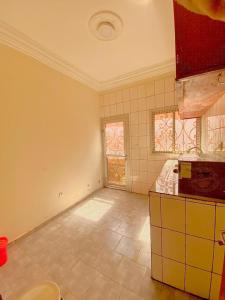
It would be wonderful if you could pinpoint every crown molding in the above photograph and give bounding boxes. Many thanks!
[98,60,175,91]
[0,20,175,92]
[0,20,100,90]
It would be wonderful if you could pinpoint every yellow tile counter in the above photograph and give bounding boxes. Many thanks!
[149,160,225,299]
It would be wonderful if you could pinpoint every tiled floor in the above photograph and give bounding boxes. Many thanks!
[0,188,200,300]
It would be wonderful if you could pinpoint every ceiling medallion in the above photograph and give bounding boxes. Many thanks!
[89,11,123,41]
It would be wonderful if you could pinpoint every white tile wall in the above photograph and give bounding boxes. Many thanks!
[100,74,177,195]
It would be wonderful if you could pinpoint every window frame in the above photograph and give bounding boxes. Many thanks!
[207,114,225,152]
[151,106,201,154]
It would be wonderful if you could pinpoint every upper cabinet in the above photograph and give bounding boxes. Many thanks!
[173,0,225,119]
[173,0,225,80]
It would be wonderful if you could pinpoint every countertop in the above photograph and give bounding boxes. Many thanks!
[149,159,225,204]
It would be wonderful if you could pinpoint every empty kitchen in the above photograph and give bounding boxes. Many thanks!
[0,1,225,300]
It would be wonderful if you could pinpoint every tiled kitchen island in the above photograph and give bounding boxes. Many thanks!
[149,160,225,299]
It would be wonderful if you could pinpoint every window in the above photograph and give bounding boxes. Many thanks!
[154,111,173,152]
[207,115,225,151]
[152,107,200,153]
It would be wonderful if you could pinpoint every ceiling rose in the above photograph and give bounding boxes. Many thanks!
[89,11,123,41]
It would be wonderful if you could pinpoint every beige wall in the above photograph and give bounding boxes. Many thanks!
[0,44,102,242]
[100,74,178,195]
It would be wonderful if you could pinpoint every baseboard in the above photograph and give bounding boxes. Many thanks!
[8,186,103,247]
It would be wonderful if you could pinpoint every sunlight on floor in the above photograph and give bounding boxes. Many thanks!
[138,216,150,242]
[92,197,115,205]
[74,198,113,222]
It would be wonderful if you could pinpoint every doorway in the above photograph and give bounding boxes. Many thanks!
[102,115,130,191]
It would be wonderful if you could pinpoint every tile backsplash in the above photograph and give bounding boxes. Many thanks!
[100,73,225,194]
[100,73,178,194]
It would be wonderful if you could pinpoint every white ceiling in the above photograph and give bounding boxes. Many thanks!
[0,0,175,90]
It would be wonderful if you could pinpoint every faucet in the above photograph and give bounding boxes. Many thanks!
[187,146,203,155]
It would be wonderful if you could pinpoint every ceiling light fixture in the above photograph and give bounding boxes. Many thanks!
[89,11,123,41]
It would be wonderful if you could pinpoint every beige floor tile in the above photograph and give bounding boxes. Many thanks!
[65,260,101,298]
[78,242,102,268]
[98,215,122,231]
[138,269,164,299]
[113,257,146,294]
[61,290,79,300]
[116,221,144,240]
[81,274,122,300]
[2,188,200,300]
[94,248,123,279]
[89,227,122,250]
[136,247,151,268]
[120,288,144,300]
[116,236,142,260]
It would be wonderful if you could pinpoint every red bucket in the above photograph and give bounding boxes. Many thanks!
[0,237,8,267]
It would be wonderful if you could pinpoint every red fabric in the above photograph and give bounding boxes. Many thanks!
[173,1,225,80]
[220,253,225,300]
